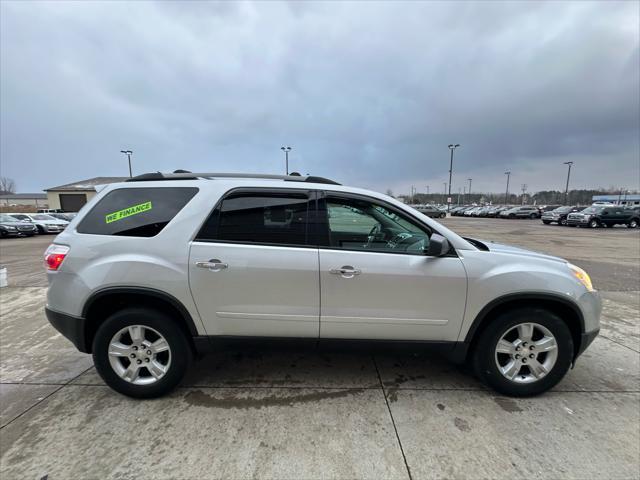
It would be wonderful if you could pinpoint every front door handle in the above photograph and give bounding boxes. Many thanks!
[329,265,361,278]
[196,259,228,271]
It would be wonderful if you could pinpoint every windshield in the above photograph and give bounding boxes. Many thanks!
[553,207,572,213]
[31,214,56,220]
[0,214,19,222]
[580,207,603,214]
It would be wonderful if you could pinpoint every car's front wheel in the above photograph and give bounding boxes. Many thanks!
[92,308,192,398]
[628,219,639,229]
[472,308,573,396]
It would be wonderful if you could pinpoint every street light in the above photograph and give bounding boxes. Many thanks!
[120,150,133,177]
[443,182,447,205]
[563,161,573,205]
[280,146,292,175]
[447,144,460,211]
[467,178,472,203]
[504,171,511,205]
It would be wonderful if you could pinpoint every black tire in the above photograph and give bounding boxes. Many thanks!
[0,230,7,238]
[36,225,45,234]
[628,219,639,229]
[529,213,536,219]
[92,307,192,399]
[559,217,567,226]
[542,220,551,225]
[589,219,599,228]
[440,213,446,218]
[471,308,573,397]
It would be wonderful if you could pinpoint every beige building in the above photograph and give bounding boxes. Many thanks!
[0,193,48,208]
[45,177,127,212]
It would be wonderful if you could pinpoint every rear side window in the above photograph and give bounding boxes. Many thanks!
[197,192,310,246]
[76,187,198,237]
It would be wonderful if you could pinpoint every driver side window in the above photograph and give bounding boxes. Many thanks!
[325,197,429,254]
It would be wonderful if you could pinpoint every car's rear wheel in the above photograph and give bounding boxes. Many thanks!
[628,219,639,229]
[589,219,599,228]
[542,220,551,225]
[36,225,45,234]
[529,213,537,219]
[559,218,567,226]
[472,308,573,396]
[93,308,192,398]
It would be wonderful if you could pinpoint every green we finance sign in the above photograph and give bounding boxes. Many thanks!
[105,201,153,224]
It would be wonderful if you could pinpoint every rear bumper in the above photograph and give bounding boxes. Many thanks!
[45,306,89,352]
[45,306,210,356]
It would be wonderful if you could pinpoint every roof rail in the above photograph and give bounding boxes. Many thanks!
[126,172,341,185]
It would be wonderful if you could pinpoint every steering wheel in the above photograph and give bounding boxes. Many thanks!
[366,224,384,248]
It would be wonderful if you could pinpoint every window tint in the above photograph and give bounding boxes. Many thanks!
[198,192,310,246]
[324,197,429,254]
[76,187,198,237]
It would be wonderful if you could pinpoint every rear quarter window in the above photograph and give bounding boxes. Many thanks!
[76,187,198,237]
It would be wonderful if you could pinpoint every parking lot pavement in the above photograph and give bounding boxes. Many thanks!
[1,220,639,479]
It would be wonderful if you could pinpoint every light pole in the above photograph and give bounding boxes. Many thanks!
[447,144,460,211]
[467,178,472,203]
[120,150,133,177]
[281,146,292,175]
[443,182,447,205]
[563,161,573,205]
[504,171,511,205]
[521,184,527,205]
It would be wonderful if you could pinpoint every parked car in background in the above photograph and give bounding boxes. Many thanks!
[500,206,541,219]
[464,207,481,216]
[8,213,69,234]
[0,213,38,237]
[567,206,640,228]
[541,206,584,226]
[538,205,562,213]
[37,208,63,214]
[49,212,77,222]
[416,205,446,218]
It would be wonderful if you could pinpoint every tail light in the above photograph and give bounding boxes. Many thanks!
[44,244,70,271]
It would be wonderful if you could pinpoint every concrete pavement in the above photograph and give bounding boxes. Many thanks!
[1,219,638,479]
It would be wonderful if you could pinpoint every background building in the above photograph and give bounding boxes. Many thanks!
[44,177,127,211]
[0,193,48,208]
[592,194,640,206]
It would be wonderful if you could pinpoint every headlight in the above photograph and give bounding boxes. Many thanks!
[568,263,594,291]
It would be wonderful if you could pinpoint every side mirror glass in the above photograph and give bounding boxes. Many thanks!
[427,233,450,257]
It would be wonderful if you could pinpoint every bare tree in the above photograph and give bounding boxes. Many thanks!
[385,188,394,198]
[0,177,16,194]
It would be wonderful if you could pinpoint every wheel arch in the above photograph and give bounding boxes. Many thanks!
[82,287,200,354]
[463,293,585,361]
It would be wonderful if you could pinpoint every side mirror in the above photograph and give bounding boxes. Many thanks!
[427,233,451,257]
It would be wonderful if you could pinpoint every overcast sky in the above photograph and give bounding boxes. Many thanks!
[1,1,638,196]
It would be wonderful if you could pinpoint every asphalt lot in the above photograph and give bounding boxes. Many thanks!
[1,217,639,479]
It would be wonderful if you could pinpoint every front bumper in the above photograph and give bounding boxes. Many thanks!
[576,328,599,359]
[567,216,588,225]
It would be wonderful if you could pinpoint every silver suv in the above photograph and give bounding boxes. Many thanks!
[45,172,601,398]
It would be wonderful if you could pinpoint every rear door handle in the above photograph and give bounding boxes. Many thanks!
[329,265,361,278]
[196,259,228,271]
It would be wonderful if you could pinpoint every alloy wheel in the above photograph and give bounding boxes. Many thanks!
[494,322,558,384]
[108,325,172,385]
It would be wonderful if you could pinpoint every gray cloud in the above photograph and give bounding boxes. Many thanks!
[1,0,638,196]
